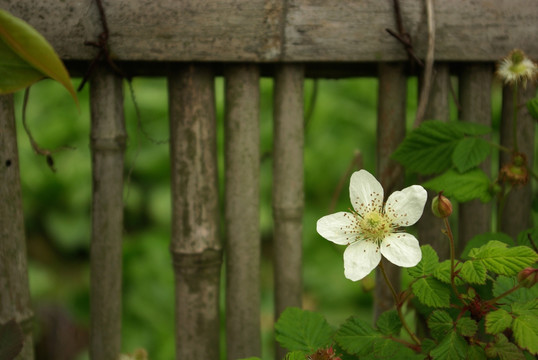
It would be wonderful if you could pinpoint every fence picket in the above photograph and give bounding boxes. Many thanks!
[224,64,262,359]
[168,64,222,359]
[273,64,305,360]
[499,83,536,237]
[458,64,493,254]
[417,64,451,260]
[0,94,34,360]
[374,63,407,319]
[89,65,126,360]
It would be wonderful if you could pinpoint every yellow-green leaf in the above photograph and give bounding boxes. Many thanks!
[0,9,78,105]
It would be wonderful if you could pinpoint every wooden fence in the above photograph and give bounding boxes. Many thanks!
[1,0,537,359]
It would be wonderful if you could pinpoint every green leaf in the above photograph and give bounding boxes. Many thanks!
[460,260,487,284]
[485,334,525,360]
[0,37,44,92]
[423,169,492,203]
[511,299,538,317]
[468,240,538,276]
[412,277,451,308]
[451,122,492,136]
[527,97,538,120]
[430,331,468,360]
[372,338,423,360]
[456,317,477,337]
[461,232,514,259]
[486,309,513,335]
[428,310,453,340]
[284,351,306,360]
[392,120,464,175]
[407,245,439,278]
[467,345,487,360]
[433,260,464,285]
[493,276,538,304]
[452,137,491,173]
[512,315,538,355]
[275,307,334,353]
[376,310,401,336]
[335,316,381,356]
[0,9,78,105]
[517,228,538,248]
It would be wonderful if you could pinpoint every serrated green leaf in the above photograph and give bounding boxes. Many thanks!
[493,276,538,304]
[423,169,492,203]
[376,310,401,336]
[451,122,492,136]
[517,228,538,248]
[486,309,513,335]
[334,316,381,356]
[485,334,525,360]
[460,260,487,284]
[467,345,487,360]
[275,307,334,353]
[511,299,538,317]
[428,310,453,340]
[512,315,538,355]
[284,351,305,360]
[421,338,437,355]
[371,338,423,360]
[0,9,78,105]
[468,241,538,276]
[527,97,538,120]
[392,120,464,175]
[461,232,514,259]
[433,260,464,285]
[430,331,468,360]
[408,245,439,278]
[412,277,451,308]
[456,317,477,337]
[452,137,491,173]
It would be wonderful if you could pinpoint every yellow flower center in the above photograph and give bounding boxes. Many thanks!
[359,211,392,243]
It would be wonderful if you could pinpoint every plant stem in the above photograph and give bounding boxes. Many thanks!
[443,218,461,299]
[379,261,421,346]
[512,85,519,153]
[487,284,522,305]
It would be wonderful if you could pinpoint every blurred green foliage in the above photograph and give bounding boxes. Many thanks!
[12,73,533,360]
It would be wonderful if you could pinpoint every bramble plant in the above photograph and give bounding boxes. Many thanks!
[258,50,538,360]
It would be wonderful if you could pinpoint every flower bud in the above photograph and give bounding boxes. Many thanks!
[431,193,453,218]
[500,153,529,186]
[517,268,538,288]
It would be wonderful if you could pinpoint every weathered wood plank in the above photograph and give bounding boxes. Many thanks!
[273,64,304,360]
[89,65,126,360]
[3,0,537,62]
[374,62,407,320]
[224,64,262,359]
[0,94,34,360]
[168,64,221,360]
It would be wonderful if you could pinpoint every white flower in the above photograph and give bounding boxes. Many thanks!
[496,49,537,87]
[317,170,427,281]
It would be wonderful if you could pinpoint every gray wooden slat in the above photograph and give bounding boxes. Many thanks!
[224,64,262,359]
[4,0,537,62]
[0,94,34,360]
[457,64,493,255]
[272,64,304,360]
[499,82,536,237]
[416,63,451,260]
[168,64,221,360]
[89,65,126,360]
[374,62,407,319]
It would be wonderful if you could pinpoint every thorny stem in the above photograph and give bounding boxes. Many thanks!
[443,218,462,299]
[512,85,519,153]
[379,261,421,347]
[486,283,522,305]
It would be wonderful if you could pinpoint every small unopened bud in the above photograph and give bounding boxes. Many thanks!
[517,268,538,288]
[500,153,529,186]
[431,193,453,218]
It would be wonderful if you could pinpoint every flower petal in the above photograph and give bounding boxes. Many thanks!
[343,240,381,281]
[384,185,427,227]
[317,212,358,245]
[380,233,422,268]
[349,170,384,214]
